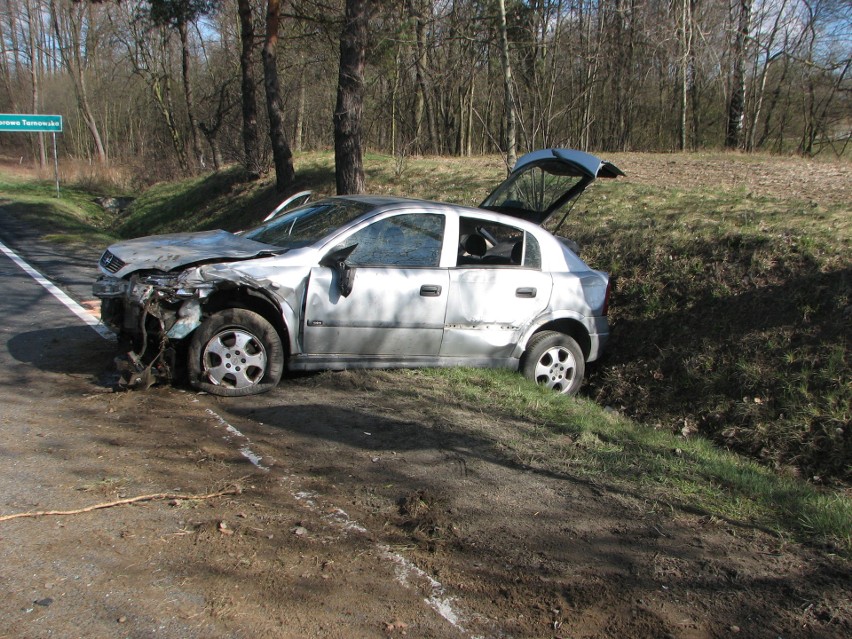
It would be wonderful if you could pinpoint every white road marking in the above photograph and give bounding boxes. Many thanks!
[205,408,269,471]
[0,239,116,341]
[380,545,472,633]
[206,409,482,634]
[291,486,481,636]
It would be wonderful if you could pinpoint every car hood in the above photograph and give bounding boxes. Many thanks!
[480,148,623,226]
[98,229,281,277]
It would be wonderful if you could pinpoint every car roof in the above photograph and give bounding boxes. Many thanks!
[324,195,554,235]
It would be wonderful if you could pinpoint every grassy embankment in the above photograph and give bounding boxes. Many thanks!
[1,152,849,552]
[0,172,117,245]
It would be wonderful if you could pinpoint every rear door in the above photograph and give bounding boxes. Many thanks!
[442,218,553,358]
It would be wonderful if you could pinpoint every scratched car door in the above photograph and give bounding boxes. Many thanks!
[303,213,449,356]
[442,220,553,358]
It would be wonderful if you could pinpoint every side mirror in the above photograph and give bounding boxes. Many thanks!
[320,244,358,297]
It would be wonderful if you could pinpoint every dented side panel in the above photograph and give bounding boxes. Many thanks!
[441,268,553,357]
[195,260,313,354]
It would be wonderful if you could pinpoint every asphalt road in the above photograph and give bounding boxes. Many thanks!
[0,236,110,502]
[0,227,228,637]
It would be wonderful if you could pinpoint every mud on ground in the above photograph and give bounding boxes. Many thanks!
[1,363,849,638]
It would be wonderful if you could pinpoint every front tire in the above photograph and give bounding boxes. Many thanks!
[520,331,585,396]
[188,308,284,397]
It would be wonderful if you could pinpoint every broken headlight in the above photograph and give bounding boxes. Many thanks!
[141,272,181,288]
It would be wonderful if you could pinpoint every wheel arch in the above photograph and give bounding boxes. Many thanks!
[523,317,591,361]
[201,286,291,354]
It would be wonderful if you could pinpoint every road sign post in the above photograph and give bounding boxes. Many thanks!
[0,114,63,196]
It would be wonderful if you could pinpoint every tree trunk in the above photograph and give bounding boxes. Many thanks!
[578,0,600,150]
[0,12,18,110]
[177,20,203,169]
[746,0,788,151]
[497,0,516,170]
[262,0,295,192]
[198,84,230,171]
[152,55,190,173]
[5,0,23,85]
[200,127,223,170]
[726,0,751,150]
[295,73,305,151]
[758,53,790,149]
[679,0,692,151]
[334,0,368,195]
[237,0,262,176]
[407,0,438,154]
[24,0,45,166]
[689,1,700,151]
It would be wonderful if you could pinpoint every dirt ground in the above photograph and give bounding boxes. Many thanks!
[1,153,850,638]
[605,151,851,207]
[2,362,850,639]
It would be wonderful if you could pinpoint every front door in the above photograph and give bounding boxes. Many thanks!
[303,212,448,356]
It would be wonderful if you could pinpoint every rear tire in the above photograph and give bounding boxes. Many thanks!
[188,308,284,397]
[520,331,585,396]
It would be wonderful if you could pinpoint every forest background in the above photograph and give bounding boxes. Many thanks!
[0,0,849,192]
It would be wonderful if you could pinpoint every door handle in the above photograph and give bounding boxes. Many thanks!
[420,284,442,297]
[516,287,537,298]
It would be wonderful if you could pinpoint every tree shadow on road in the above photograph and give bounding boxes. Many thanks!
[6,325,115,382]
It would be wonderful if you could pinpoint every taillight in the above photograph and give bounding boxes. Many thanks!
[602,278,612,316]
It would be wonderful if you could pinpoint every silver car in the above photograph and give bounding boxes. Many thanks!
[94,149,622,397]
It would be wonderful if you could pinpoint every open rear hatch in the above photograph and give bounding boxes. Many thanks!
[480,148,623,230]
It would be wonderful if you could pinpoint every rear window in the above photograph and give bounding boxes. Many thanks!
[480,165,584,224]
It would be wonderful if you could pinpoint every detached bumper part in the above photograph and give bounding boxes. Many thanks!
[167,298,202,339]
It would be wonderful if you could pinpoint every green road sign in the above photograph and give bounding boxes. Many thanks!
[0,114,63,132]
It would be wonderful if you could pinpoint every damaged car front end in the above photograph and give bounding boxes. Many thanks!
[94,229,295,387]
[94,149,621,397]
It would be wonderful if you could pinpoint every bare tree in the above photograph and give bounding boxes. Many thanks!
[496,0,516,168]
[726,0,752,149]
[22,0,46,165]
[334,0,369,195]
[678,0,695,151]
[113,3,190,172]
[49,0,107,163]
[262,0,294,192]
[0,0,24,112]
[406,0,436,154]
[148,1,217,170]
[2,0,850,172]
[198,80,231,169]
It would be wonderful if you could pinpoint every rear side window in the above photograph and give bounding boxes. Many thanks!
[457,218,541,269]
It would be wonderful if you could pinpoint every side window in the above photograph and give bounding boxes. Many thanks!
[457,218,541,269]
[338,214,445,267]
[523,233,541,269]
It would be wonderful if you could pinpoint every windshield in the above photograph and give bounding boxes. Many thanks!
[244,199,373,248]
